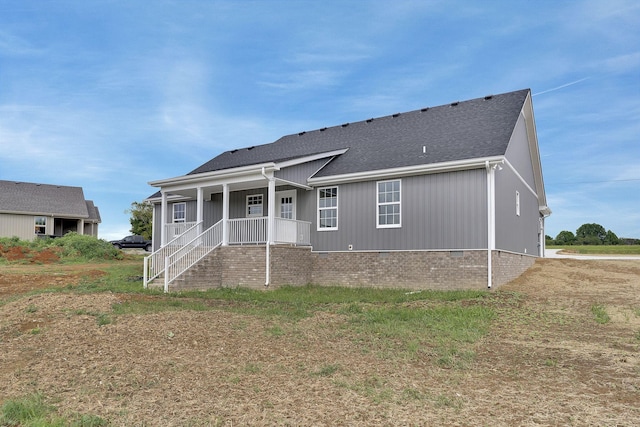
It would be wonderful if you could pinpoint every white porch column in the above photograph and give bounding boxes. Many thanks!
[78,219,85,235]
[196,186,204,233]
[160,191,167,245]
[265,176,276,286]
[267,178,276,244]
[222,183,229,246]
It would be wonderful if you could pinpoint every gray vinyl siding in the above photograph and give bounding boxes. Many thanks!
[310,169,488,251]
[497,116,542,256]
[275,159,328,184]
[207,194,223,225]
[505,114,536,191]
[495,166,540,255]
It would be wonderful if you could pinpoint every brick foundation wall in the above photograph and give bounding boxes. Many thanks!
[492,250,536,287]
[269,246,313,286]
[172,246,267,291]
[311,250,489,290]
[170,246,535,292]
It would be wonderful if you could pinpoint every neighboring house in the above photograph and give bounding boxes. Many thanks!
[145,88,550,292]
[0,180,101,240]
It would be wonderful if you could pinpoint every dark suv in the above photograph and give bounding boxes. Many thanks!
[110,235,152,251]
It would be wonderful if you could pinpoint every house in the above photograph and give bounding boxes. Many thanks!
[0,180,101,240]
[145,88,550,292]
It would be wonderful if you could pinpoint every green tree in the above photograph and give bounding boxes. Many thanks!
[603,230,620,245]
[126,201,153,240]
[545,234,555,246]
[554,230,576,245]
[576,223,606,245]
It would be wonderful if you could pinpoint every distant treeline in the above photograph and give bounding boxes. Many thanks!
[546,223,639,246]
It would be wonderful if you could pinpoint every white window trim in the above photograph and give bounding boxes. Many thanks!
[516,191,521,217]
[317,186,338,231]
[376,179,402,229]
[246,194,264,217]
[172,202,186,223]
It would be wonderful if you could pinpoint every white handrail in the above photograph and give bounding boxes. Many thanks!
[164,220,223,290]
[165,221,198,241]
[143,221,203,288]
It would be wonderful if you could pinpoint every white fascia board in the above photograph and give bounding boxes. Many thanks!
[275,149,349,169]
[148,162,279,188]
[1,210,89,218]
[273,177,314,190]
[144,194,190,204]
[307,156,506,186]
[521,92,548,208]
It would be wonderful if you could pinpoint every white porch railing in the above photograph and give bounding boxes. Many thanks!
[274,218,311,245]
[143,221,202,288]
[229,217,268,244]
[227,217,311,245]
[164,220,223,292]
[165,221,198,242]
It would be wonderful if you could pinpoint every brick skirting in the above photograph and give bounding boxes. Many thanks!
[491,250,537,287]
[311,250,488,290]
[170,245,536,291]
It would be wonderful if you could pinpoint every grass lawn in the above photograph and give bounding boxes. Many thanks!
[2,245,639,425]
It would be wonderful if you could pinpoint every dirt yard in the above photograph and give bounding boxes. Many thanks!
[0,258,639,426]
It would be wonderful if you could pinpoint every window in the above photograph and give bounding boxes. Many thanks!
[377,179,401,228]
[516,191,520,216]
[34,216,46,234]
[173,203,186,223]
[247,194,263,217]
[280,196,293,219]
[318,187,338,230]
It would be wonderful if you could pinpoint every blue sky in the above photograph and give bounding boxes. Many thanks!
[0,0,638,241]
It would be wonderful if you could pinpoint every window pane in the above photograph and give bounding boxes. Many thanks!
[34,216,46,234]
[377,180,400,227]
[319,208,337,228]
[173,203,186,222]
[318,187,338,229]
[247,195,263,216]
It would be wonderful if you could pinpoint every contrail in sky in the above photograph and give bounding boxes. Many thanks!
[533,77,591,96]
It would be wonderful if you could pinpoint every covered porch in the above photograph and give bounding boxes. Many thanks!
[145,163,312,291]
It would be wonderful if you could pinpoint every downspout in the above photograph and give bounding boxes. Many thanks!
[485,159,504,289]
[485,161,492,289]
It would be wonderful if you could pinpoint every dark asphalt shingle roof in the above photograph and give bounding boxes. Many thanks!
[85,200,101,223]
[0,180,97,219]
[188,89,530,177]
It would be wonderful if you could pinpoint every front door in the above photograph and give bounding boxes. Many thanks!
[275,190,297,243]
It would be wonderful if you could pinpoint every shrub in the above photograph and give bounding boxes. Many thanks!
[52,233,121,260]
